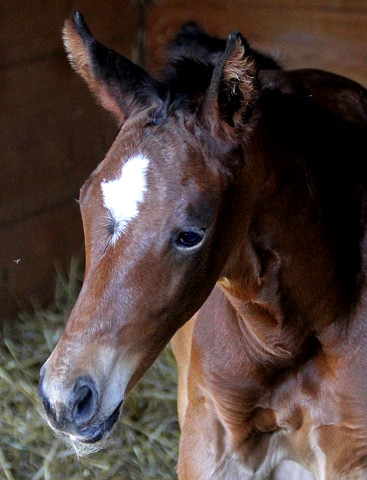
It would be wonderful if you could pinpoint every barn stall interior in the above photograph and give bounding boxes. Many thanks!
[1,0,366,479]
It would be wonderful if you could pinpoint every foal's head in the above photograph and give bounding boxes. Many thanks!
[39,12,258,446]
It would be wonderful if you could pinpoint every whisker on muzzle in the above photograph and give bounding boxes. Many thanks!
[38,403,115,457]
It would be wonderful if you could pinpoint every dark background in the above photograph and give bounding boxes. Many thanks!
[1,0,366,319]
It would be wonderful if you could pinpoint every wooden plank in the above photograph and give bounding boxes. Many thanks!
[0,0,139,67]
[146,3,367,87]
[150,0,367,10]
[236,0,367,8]
[0,200,84,320]
[0,0,69,68]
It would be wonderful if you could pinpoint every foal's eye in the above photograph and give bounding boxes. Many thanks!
[175,229,206,250]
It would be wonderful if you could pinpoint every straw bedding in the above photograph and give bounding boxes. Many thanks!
[0,259,179,480]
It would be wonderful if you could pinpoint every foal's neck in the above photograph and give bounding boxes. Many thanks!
[219,123,355,364]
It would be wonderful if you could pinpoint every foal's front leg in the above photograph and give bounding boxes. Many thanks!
[178,398,283,480]
[178,401,249,480]
[179,414,314,480]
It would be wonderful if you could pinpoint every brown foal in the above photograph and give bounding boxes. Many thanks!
[39,12,367,479]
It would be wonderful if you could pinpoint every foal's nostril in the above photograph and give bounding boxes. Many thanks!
[71,376,98,426]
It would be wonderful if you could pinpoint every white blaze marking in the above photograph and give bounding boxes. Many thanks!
[101,154,149,243]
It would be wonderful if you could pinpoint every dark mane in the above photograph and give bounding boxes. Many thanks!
[159,57,215,104]
[157,22,280,104]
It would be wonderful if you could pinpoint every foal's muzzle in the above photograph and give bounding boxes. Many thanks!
[39,365,123,443]
[39,371,99,428]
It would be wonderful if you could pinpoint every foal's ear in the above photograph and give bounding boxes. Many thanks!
[63,11,168,123]
[201,32,257,139]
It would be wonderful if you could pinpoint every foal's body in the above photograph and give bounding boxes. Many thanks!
[172,69,367,478]
[40,13,367,479]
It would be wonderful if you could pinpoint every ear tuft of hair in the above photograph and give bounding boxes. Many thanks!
[202,30,258,138]
[62,11,95,86]
[221,32,257,116]
[62,11,168,123]
[72,10,93,43]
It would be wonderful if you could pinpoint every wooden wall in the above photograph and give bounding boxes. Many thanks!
[1,0,366,320]
[146,0,367,87]
[0,1,141,319]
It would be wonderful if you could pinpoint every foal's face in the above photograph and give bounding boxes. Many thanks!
[39,11,257,445]
[40,113,238,444]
